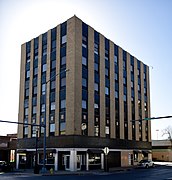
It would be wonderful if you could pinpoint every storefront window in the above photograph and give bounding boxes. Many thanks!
[134,152,138,161]
[89,154,101,165]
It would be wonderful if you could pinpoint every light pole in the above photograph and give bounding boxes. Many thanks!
[156,129,159,140]
[34,128,39,174]
[41,68,69,173]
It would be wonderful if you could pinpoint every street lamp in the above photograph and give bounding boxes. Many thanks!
[34,128,39,174]
[41,68,69,173]
[156,129,159,140]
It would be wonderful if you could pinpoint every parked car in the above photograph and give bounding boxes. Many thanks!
[0,161,13,172]
[138,159,154,168]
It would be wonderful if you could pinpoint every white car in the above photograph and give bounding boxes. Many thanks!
[138,160,154,168]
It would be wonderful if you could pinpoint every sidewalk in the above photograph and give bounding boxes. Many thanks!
[154,162,172,166]
[11,166,135,176]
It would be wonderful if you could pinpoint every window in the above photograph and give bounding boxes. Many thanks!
[144,73,146,80]
[34,67,38,75]
[94,63,99,71]
[131,65,134,72]
[60,113,65,120]
[61,77,66,87]
[82,78,87,87]
[60,99,66,109]
[32,97,37,106]
[42,64,47,72]
[123,94,127,102]
[82,56,87,66]
[62,35,67,44]
[25,80,30,89]
[24,127,28,135]
[42,84,46,94]
[51,40,56,52]
[50,102,55,111]
[82,89,88,100]
[123,61,126,70]
[24,99,29,108]
[60,122,66,135]
[25,89,29,97]
[26,52,31,62]
[41,73,46,84]
[61,56,66,66]
[94,103,99,109]
[105,126,109,134]
[33,86,37,95]
[131,81,134,88]
[61,46,66,57]
[94,43,99,54]
[115,73,118,81]
[138,84,141,91]
[105,87,109,95]
[50,123,55,132]
[51,81,56,90]
[105,56,109,61]
[123,77,126,85]
[94,125,99,136]
[50,92,55,102]
[94,83,98,91]
[82,100,87,109]
[51,60,56,69]
[26,71,30,78]
[95,117,99,122]
[83,114,87,120]
[60,89,66,100]
[105,68,109,76]
[115,91,118,98]
[82,43,87,48]
[25,108,28,115]
[50,114,54,122]
[42,45,47,56]
[33,77,38,87]
[41,104,45,112]
[32,106,37,114]
[82,66,88,79]
[114,55,118,65]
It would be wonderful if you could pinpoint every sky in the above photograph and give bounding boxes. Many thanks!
[0,0,172,140]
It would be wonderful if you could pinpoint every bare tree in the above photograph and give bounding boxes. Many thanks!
[162,125,172,140]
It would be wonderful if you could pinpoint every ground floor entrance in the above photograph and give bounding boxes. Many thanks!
[16,148,152,171]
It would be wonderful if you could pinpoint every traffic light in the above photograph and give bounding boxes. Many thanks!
[144,118,151,120]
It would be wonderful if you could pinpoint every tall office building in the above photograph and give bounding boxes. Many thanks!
[17,16,151,171]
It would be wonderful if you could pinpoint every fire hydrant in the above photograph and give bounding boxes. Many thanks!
[50,168,54,175]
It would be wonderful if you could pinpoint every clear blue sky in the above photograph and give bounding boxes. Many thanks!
[0,0,171,139]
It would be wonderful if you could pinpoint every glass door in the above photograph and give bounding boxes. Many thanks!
[65,155,70,170]
[77,155,81,170]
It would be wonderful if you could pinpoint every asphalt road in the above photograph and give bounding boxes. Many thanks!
[0,166,172,180]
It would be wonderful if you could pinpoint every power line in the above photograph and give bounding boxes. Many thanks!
[0,119,44,127]
[130,115,172,122]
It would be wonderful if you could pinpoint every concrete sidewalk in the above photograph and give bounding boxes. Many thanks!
[154,162,172,166]
[10,166,135,176]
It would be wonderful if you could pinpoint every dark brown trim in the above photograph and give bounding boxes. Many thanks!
[17,135,152,150]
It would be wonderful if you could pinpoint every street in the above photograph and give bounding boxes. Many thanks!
[0,166,172,180]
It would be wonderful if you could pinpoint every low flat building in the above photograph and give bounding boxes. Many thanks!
[0,134,17,168]
[152,140,172,162]
[17,15,152,171]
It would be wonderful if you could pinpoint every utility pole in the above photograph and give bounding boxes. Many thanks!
[156,129,159,140]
